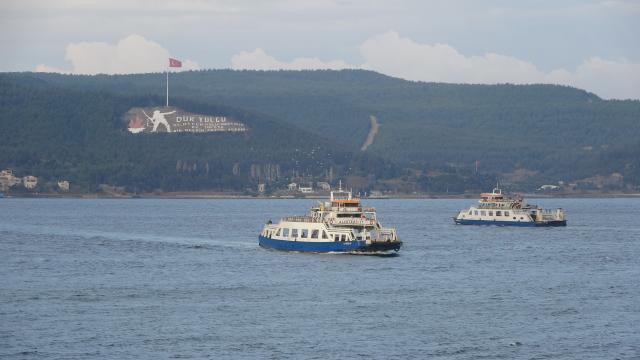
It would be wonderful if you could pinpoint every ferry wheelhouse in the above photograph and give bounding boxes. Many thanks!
[259,186,402,254]
[454,186,566,227]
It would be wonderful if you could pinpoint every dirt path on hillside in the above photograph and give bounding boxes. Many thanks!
[361,115,379,151]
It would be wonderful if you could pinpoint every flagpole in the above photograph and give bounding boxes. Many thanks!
[166,68,169,107]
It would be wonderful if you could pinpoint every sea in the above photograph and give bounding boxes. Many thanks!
[0,198,638,359]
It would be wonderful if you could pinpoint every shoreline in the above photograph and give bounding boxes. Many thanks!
[3,192,640,200]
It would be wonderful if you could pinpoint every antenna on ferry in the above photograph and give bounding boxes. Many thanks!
[338,180,342,191]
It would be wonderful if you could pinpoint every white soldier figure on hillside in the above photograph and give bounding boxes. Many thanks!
[142,109,175,132]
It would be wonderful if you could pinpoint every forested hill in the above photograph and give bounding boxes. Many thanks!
[1,70,639,192]
[0,77,395,193]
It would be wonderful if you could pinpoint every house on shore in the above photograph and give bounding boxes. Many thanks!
[23,176,38,190]
[58,180,70,192]
[299,186,314,194]
[0,169,22,191]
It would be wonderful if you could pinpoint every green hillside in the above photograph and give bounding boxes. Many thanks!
[0,78,395,193]
[1,70,639,192]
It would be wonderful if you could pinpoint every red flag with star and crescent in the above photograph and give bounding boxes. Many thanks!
[169,58,182,68]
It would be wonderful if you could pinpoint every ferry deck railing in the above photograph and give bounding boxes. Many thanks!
[281,216,323,223]
[370,228,397,243]
[537,209,565,221]
[330,218,376,226]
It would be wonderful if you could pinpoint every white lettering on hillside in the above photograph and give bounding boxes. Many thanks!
[127,108,248,134]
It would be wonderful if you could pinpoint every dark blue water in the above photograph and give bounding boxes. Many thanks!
[1,198,639,359]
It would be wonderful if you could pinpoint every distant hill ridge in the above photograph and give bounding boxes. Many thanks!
[1,69,639,192]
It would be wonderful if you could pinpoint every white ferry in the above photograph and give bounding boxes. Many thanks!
[454,186,566,227]
[259,185,402,254]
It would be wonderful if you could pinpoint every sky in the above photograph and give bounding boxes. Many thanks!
[1,0,639,99]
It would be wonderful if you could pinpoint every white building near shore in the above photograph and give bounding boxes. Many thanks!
[299,186,314,194]
[0,169,22,191]
[58,180,70,192]
[23,176,38,190]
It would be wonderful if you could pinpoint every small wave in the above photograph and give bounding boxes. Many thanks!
[0,224,256,251]
[550,307,579,316]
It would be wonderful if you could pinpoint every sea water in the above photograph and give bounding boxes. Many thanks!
[1,198,639,359]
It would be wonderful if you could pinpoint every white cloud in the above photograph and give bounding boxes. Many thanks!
[359,31,546,84]
[601,0,640,12]
[35,34,199,75]
[546,57,640,100]
[34,31,639,99]
[358,31,640,99]
[34,64,68,74]
[231,48,351,71]
[230,31,640,99]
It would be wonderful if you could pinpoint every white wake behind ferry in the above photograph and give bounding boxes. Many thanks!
[454,186,566,227]
[259,186,402,254]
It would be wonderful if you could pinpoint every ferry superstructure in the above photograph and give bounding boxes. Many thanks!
[454,186,566,227]
[259,187,402,254]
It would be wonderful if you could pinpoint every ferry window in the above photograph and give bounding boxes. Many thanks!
[496,211,502,216]
[301,229,309,238]
[276,228,281,236]
[334,234,340,242]
[311,230,319,239]
[282,228,289,237]
[504,211,509,217]
[291,229,298,238]
[468,210,472,215]
[481,211,486,216]
[488,211,493,216]
[322,231,329,239]
[474,210,478,215]
[341,234,346,242]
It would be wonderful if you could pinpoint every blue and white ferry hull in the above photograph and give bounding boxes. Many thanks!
[453,218,566,227]
[453,186,567,227]
[259,186,402,255]
[258,236,401,254]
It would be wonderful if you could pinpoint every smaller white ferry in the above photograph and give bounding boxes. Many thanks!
[259,184,402,255]
[454,185,566,227]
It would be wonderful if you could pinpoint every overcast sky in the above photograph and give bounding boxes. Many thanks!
[2,0,639,99]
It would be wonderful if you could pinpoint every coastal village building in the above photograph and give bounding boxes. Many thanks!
[58,180,70,192]
[316,182,331,191]
[287,183,298,191]
[23,176,38,190]
[0,169,22,191]
[369,190,386,198]
[299,186,314,194]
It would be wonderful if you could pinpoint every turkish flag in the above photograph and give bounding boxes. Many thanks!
[169,58,182,67]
